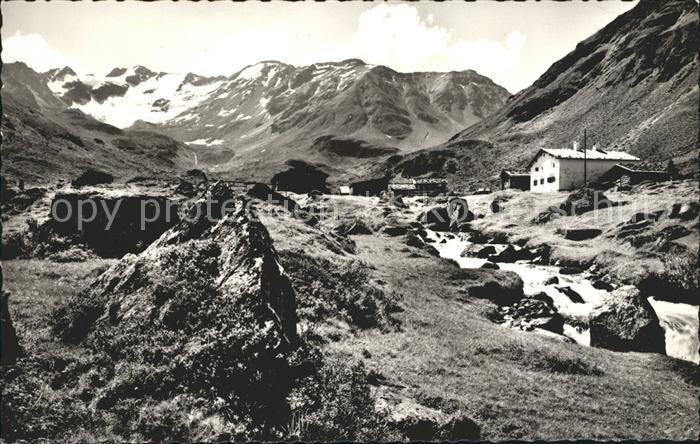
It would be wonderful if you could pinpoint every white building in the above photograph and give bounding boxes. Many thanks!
[527,145,639,192]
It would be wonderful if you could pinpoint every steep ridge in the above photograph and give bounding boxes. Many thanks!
[1,62,195,183]
[43,60,510,182]
[431,0,699,187]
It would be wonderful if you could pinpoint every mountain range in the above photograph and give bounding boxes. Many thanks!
[379,0,698,188]
[1,62,195,183]
[3,57,510,184]
[2,0,697,188]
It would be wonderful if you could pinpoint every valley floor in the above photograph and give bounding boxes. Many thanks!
[319,235,699,440]
[2,179,698,440]
[261,183,700,440]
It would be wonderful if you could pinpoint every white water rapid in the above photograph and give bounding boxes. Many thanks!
[426,230,699,363]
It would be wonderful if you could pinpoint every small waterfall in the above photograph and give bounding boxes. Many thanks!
[648,297,699,363]
[426,229,699,363]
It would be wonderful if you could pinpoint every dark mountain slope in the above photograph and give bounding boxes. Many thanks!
[414,0,699,188]
[35,59,511,184]
[97,60,511,182]
[1,63,195,183]
[127,60,510,153]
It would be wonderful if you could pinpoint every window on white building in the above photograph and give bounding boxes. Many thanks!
[540,179,544,185]
[547,176,555,183]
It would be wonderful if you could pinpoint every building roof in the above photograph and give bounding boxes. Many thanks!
[414,178,448,184]
[597,163,670,184]
[527,148,640,169]
[393,178,448,184]
[615,162,667,172]
[607,164,669,174]
[388,183,417,190]
[500,170,530,178]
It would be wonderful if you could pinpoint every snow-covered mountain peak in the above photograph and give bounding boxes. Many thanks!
[35,60,512,180]
[45,66,226,127]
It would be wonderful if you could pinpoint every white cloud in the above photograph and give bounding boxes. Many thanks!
[2,32,82,73]
[2,5,526,91]
[186,25,298,76]
[349,4,451,72]
[447,30,526,89]
[343,4,526,91]
[187,6,527,91]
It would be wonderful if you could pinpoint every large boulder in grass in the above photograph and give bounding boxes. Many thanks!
[460,244,496,258]
[461,269,524,305]
[51,183,299,429]
[381,224,410,237]
[589,286,665,354]
[498,297,564,335]
[419,198,473,231]
[405,232,426,249]
[335,218,373,236]
[480,261,499,270]
[531,206,564,224]
[560,188,615,215]
[488,245,536,263]
[386,400,447,441]
[54,182,297,343]
[420,206,450,228]
[669,201,700,220]
[447,198,474,230]
[71,168,114,187]
[532,189,617,224]
[560,228,602,241]
[39,191,179,258]
[467,231,490,244]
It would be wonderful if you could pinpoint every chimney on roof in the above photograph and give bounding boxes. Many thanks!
[592,143,598,152]
[573,141,579,151]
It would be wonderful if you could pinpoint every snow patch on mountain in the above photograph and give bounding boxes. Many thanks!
[186,138,224,146]
[218,109,235,117]
[47,66,224,127]
[237,64,265,81]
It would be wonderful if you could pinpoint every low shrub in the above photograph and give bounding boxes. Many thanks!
[1,359,105,441]
[1,231,28,259]
[133,395,239,442]
[287,359,389,441]
[47,247,95,262]
[278,249,402,330]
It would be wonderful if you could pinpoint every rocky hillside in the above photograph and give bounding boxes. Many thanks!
[41,60,510,182]
[439,0,698,185]
[1,62,196,184]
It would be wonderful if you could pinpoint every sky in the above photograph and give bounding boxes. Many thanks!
[1,1,637,93]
